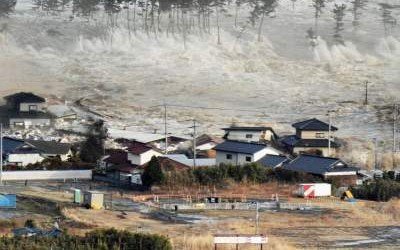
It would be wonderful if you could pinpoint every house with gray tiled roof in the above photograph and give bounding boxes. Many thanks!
[5,138,72,166]
[283,154,359,186]
[280,118,341,157]
[3,92,54,128]
[257,154,290,169]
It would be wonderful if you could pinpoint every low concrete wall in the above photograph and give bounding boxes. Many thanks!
[0,170,92,181]
[161,202,279,211]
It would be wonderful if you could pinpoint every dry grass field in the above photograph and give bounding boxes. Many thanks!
[60,197,400,249]
[1,183,399,249]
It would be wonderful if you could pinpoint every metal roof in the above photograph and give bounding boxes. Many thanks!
[257,154,289,168]
[5,92,45,103]
[281,135,340,148]
[165,154,216,167]
[292,118,338,131]
[25,140,71,155]
[2,137,25,155]
[214,140,267,154]
[284,154,358,175]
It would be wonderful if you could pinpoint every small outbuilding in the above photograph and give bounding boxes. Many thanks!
[83,191,104,209]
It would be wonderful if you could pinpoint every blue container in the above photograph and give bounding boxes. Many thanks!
[0,194,17,208]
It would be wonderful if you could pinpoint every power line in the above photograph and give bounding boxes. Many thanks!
[148,103,371,116]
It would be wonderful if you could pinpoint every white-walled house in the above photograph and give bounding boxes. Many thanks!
[7,147,45,167]
[214,140,281,166]
[5,139,72,167]
[24,140,72,161]
[4,92,53,128]
[222,126,277,143]
[127,142,163,166]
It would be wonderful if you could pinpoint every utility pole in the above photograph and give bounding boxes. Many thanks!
[373,138,378,170]
[364,81,369,105]
[164,103,168,155]
[0,123,3,186]
[394,104,398,153]
[327,110,334,157]
[190,120,197,169]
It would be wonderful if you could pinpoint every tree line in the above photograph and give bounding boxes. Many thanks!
[0,228,172,250]
[142,156,322,188]
[351,172,400,202]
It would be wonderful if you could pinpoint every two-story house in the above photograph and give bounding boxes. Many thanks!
[222,126,278,143]
[280,118,340,157]
[4,92,53,128]
[214,140,281,166]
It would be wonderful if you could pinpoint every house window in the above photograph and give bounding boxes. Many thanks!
[226,154,232,160]
[316,132,325,138]
[245,156,252,162]
[29,105,38,111]
[245,134,253,139]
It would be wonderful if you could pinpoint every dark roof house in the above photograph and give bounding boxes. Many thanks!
[2,137,25,155]
[25,140,71,155]
[214,140,267,154]
[5,92,46,105]
[292,118,338,131]
[103,150,130,166]
[127,141,156,155]
[257,154,289,168]
[281,135,340,148]
[3,92,54,128]
[280,118,341,157]
[283,154,358,176]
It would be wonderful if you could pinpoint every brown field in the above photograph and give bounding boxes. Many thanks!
[1,183,399,249]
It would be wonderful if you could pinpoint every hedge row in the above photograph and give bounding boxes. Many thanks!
[163,163,322,187]
[0,228,172,250]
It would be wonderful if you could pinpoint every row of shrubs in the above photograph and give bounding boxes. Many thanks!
[0,228,172,250]
[351,179,400,202]
[159,162,323,187]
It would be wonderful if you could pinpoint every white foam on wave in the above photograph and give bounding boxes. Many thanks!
[313,37,369,64]
[376,36,400,59]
